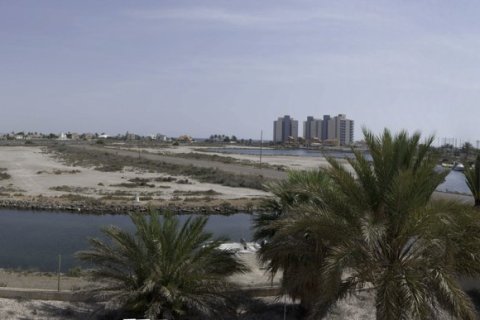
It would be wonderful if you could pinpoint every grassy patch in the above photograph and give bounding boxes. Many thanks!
[190,149,287,171]
[171,152,239,164]
[173,189,221,196]
[110,177,158,188]
[100,189,159,201]
[67,266,83,277]
[111,182,155,188]
[0,185,25,193]
[154,176,177,182]
[183,196,214,202]
[57,193,99,203]
[49,185,94,193]
[37,169,81,175]
[0,168,11,180]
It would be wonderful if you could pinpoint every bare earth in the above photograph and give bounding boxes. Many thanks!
[0,146,270,202]
[0,253,285,320]
[0,252,380,320]
[112,144,334,171]
[0,298,96,320]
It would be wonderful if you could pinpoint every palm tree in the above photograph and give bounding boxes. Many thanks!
[256,128,480,319]
[465,155,480,207]
[254,169,335,313]
[77,212,247,319]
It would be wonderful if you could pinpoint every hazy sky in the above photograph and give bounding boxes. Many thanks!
[2,1,480,142]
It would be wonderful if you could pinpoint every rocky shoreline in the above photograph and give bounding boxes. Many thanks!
[0,191,473,215]
[0,198,264,215]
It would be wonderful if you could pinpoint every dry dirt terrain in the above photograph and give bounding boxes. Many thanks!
[110,144,334,171]
[0,253,278,291]
[0,146,270,205]
[0,144,357,212]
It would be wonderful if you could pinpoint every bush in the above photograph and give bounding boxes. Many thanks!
[67,266,83,277]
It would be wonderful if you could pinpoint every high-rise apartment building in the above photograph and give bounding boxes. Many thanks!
[273,115,298,143]
[326,114,354,145]
[322,115,331,141]
[336,114,354,146]
[302,114,354,146]
[303,116,323,142]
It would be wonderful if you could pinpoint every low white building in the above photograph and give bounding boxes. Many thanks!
[58,133,68,140]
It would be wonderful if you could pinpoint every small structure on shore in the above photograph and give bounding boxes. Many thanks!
[134,193,140,204]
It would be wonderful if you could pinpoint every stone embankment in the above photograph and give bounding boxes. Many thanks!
[0,198,262,215]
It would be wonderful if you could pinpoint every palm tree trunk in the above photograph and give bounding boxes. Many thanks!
[300,295,317,315]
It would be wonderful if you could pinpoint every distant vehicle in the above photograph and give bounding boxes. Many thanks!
[452,162,465,172]
[441,162,454,169]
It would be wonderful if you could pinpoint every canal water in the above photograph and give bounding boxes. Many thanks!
[0,211,252,272]
[436,169,471,194]
[206,147,363,159]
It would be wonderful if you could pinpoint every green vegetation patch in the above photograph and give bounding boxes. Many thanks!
[183,196,214,202]
[0,168,11,180]
[57,193,99,204]
[172,152,239,164]
[0,185,25,193]
[110,177,158,188]
[37,169,81,175]
[173,189,221,196]
[49,185,94,193]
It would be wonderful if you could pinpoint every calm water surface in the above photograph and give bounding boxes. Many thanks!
[437,170,471,194]
[0,211,252,272]
[206,147,365,159]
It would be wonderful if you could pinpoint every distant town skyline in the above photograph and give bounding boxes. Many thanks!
[2,1,480,142]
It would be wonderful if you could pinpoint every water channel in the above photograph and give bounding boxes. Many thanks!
[0,211,252,272]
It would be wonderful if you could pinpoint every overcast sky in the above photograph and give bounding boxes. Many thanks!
[1,0,480,142]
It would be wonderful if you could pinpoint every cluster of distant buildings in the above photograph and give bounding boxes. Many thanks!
[0,131,170,142]
[273,114,354,146]
[2,116,355,146]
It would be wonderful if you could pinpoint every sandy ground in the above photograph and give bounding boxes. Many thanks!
[0,253,278,291]
[0,253,284,319]
[0,295,374,320]
[116,145,334,171]
[0,146,269,202]
[0,270,91,291]
[0,145,356,207]
[0,253,420,320]
[0,254,278,290]
[0,298,97,320]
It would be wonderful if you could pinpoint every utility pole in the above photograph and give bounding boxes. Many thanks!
[259,130,263,169]
[57,254,61,292]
